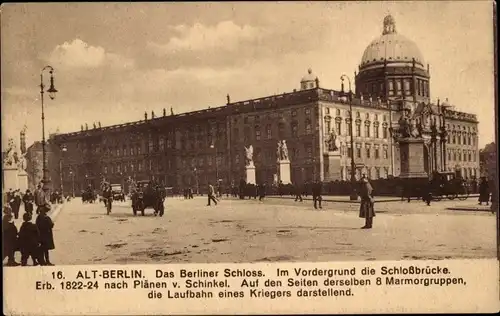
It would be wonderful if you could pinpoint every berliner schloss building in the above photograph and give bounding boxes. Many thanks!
[48,15,479,193]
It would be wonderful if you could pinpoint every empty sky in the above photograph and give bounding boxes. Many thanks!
[1,1,495,149]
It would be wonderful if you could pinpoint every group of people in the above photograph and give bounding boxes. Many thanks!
[5,188,35,220]
[292,177,375,229]
[3,183,56,266]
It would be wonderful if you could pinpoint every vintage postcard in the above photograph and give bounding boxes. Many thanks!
[2,1,498,315]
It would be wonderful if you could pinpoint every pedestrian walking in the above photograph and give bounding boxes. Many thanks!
[9,190,22,220]
[294,182,303,202]
[34,183,49,214]
[422,178,433,206]
[207,182,218,206]
[478,177,490,206]
[2,206,19,266]
[312,180,323,209]
[23,189,34,215]
[36,207,55,266]
[18,212,42,266]
[358,177,375,229]
[258,183,266,201]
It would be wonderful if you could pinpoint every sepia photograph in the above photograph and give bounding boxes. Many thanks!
[2,1,497,269]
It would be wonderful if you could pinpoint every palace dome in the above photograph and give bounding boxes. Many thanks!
[301,68,317,82]
[360,15,425,69]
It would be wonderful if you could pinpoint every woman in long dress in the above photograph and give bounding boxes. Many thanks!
[358,177,375,229]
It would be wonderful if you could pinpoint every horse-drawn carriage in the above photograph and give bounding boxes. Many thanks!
[130,180,166,216]
[82,188,97,203]
[110,184,126,202]
[430,171,469,201]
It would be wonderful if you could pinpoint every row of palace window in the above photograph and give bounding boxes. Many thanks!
[360,78,429,98]
[241,108,313,125]
[342,166,390,180]
[325,120,389,139]
[340,144,389,160]
[447,149,477,162]
[325,108,389,122]
[238,120,313,143]
[449,132,476,146]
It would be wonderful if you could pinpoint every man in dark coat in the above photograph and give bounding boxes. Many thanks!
[2,206,19,266]
[358,177,375,229]
[294,182,303,202]
[478,177,490,205]
[312,180,323,209]
[34,183,49,214]
[23,189,35,215]
[10,190,22,219]
[207,182,218,206]
[258,183,266,201]
[18,212,43,266]
[36,207,55,266]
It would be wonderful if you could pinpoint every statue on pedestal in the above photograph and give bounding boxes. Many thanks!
[398,116,411,138]
[276,141,282,162]
[276,140,289,161]
[281,140,289,161]
[3,138,18,168]
[325,129,340,152]
[244,145,254,167]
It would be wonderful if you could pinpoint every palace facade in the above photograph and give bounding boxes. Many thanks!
[46,15,480,194]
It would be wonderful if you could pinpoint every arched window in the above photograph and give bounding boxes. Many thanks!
[266,124,272,139]
[305,119,312,134]
[291,121,298,137]
[396,80,402,95]
[388,80,394,96]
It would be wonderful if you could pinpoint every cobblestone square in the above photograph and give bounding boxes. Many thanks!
[37,197,496,265]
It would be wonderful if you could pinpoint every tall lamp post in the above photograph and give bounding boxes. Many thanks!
[59,145,67,199]
[194,167,199,195]
[439,100,452,171]
[210,142,219,184]
[340,75,358,200]
[40,66,58,192]
[69,170,75,198]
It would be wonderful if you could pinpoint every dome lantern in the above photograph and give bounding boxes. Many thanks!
[382,14,397,35]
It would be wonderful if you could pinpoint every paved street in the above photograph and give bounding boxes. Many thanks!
[27,195,494,265]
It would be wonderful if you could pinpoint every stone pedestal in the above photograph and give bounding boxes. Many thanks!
[398,138,429,178]
[18,171,29,192]
[277,160,291,184]
[2,167,19,191]
[323,152,342,181]
[245,164,256,185]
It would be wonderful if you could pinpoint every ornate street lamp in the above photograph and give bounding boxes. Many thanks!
[40,66,58,192]
[340,75,358,200]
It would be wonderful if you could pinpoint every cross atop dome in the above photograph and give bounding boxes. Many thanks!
[382,14,396,35]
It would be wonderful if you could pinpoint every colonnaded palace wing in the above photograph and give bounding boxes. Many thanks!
[29,15,478,194]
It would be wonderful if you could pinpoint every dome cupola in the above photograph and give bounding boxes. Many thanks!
[355,15,431,103]
[359,14,426,70]
[300,68,319,90]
